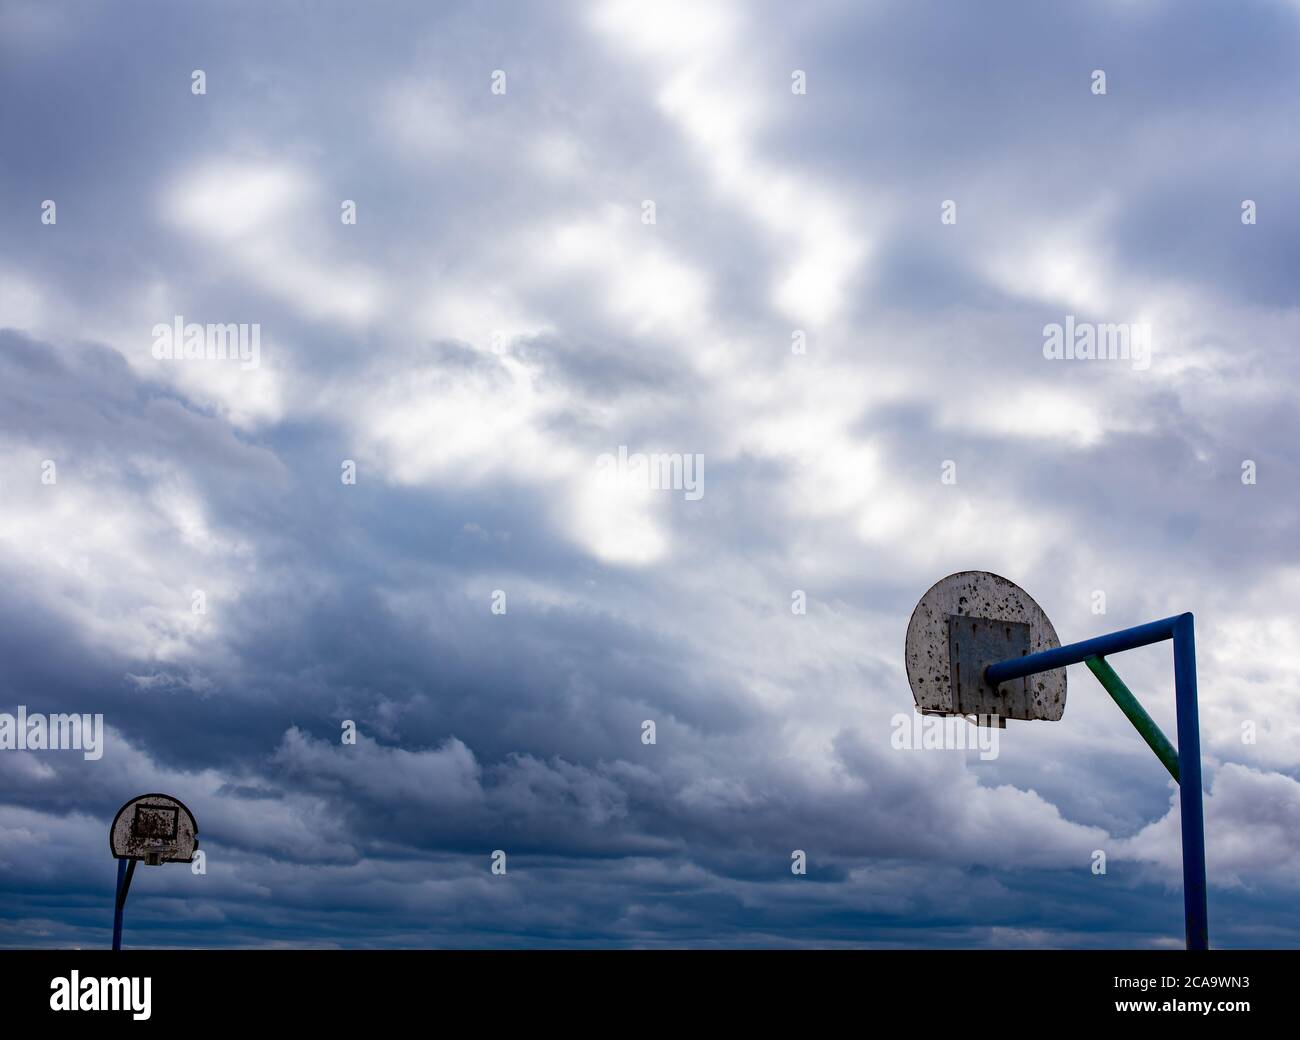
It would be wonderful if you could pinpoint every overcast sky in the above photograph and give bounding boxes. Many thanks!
[2,0,1299,948]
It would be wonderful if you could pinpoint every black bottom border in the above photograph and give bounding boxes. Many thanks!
[2,948,1290,1026]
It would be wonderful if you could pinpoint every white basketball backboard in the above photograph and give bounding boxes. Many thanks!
[905,571,1066,723]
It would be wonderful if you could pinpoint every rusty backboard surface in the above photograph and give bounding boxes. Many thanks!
[110,793,199,864]
[905,571,1066,722]
[948,613,1032,720]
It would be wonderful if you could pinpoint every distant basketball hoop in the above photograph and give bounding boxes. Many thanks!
[109,793,200,950]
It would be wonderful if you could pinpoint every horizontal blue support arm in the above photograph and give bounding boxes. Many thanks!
[984,614,1188,686]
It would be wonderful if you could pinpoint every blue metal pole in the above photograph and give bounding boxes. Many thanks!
[112,858,136,950]
[112,857,127,951]
[984,615,1182,686]
[1173,614,1209,950]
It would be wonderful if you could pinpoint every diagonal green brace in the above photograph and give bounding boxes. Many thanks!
[1085,655,1180,782]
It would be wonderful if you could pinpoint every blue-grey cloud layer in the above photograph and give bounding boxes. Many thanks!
[2,0,1299,948]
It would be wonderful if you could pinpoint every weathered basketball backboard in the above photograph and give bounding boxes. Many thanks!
[905,571,1066,724]
[110,793,199,865]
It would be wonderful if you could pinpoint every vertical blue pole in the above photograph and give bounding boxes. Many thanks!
[1173,613,1209,950]
[112,857,127,951]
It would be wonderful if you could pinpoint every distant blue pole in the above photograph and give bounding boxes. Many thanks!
[112,858,135,951]
[983,612,1208,950]
[112,858,126,950]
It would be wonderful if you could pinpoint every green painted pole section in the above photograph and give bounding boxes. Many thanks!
[1085,655,1180,783]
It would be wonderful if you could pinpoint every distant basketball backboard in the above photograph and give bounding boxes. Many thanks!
[110,793,199,865]
[904,570,1066,724]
